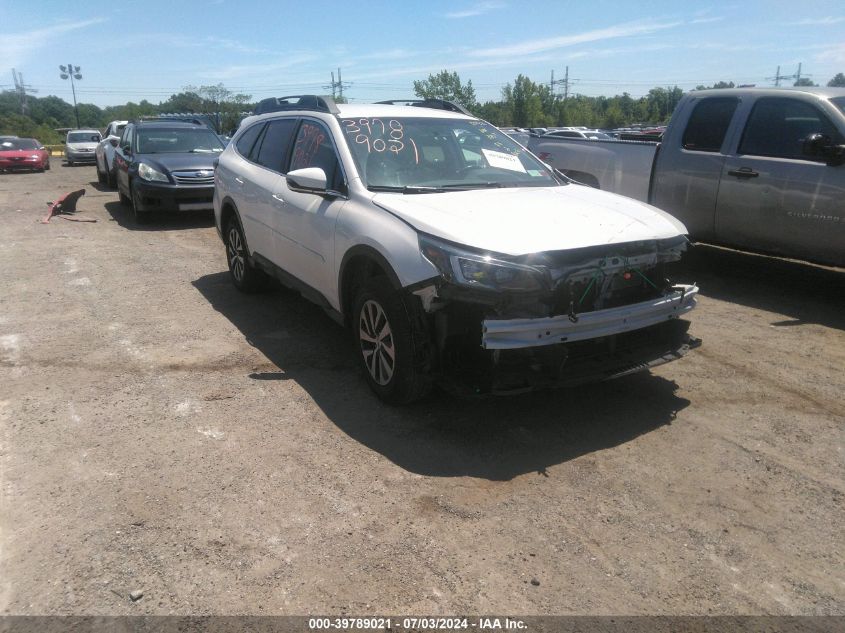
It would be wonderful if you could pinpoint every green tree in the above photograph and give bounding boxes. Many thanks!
[828,73,845,87]
[794,78,817,87]
[413,70,477,110]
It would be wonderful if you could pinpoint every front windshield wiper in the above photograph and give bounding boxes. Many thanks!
[369,185,447,194]
[439,182,507,190]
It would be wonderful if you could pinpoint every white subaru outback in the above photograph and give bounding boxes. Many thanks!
[213,96,699,404]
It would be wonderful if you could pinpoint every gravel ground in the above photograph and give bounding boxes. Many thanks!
[0,162,843,616]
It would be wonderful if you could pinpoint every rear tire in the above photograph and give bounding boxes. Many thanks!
[352,276,432,404]
[225,217,268,293]
[96,157,107,183]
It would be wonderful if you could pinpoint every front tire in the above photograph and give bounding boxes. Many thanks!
[131,182,150,225]
[352,276,432,404]
[225,218,268,292]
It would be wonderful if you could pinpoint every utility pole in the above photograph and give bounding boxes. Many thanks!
[59,64,82,128]
[768,63,811,87]
[12,69,38,115]
[324,68,351,102]
[550,66,574,99]
[794,63,802,85]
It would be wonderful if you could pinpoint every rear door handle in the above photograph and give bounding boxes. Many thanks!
[234,177,244,185]
[727,167,759,179]
[272,193,286,204]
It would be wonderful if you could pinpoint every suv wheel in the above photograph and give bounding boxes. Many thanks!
[353,276,431,404]
[131,182,150,225]
[96,157,107,184]
[225,218,268,292]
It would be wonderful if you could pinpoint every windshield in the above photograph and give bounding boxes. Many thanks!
[137,128,224,154]
[1,138,40,150]
[831,97,845,116]
[341,117,559,190]
[67,132,101,143]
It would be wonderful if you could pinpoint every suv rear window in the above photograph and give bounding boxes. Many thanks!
[681,98,739,152]
[254,119,297,172]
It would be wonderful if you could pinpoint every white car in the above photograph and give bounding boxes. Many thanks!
[95,120,128,187]
[65,129,101,165]
[214,96,699,403]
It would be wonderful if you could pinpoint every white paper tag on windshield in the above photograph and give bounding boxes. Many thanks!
[481,149,526,173]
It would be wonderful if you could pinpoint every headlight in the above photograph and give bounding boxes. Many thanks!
[30,154,39,159]
[419,235,545,293]
[138,162,169,182]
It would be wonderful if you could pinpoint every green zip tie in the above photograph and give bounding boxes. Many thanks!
[632,267,659,289]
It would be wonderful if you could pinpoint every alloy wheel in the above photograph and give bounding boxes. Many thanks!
[359,299,395,386]
[227,226,245,282]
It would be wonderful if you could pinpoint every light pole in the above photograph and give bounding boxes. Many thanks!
[59,64,82,128]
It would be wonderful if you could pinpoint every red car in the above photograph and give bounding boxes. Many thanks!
[0,138,50,172]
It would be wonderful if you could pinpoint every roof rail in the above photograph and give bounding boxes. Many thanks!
[374,98,472,116]
[253,95,340,116]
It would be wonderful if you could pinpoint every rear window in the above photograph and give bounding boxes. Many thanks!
[67,132,101,143]
[830,96,845,116]
[681,98,739,152]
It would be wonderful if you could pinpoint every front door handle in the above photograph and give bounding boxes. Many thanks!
[727,167,759,179]
[272,193,286,204]
[234,176,244,185]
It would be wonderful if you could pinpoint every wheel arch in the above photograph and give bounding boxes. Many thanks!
[219,198,252,253]
[338,245,403,327]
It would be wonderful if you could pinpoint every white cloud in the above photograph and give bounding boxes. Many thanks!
[690,16,725,24]
[796,16,845,25]
[469,18,682,58]
[0,18,107,68]
[196,54,322,81]
[815,43,845,65]
[445,1,506,19]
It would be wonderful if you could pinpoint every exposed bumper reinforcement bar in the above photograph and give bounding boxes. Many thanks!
[482,284,698,350]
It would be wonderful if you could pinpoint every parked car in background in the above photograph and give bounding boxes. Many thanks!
[113,120,224,223]
[529,87,845,267]
[95,120,128,187]
[65,129,102,165]
[543,129,613,140]
[0,137,50,172]
[214,95,699,404]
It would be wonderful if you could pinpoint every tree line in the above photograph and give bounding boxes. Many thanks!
[0,84,252,144]
[415,70,845,129]
[2,72,844,144]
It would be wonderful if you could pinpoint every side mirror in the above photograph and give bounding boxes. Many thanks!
[109,137,120,148]
[802,133,845,165]
[287,167,328,193]
[121,144,131,154]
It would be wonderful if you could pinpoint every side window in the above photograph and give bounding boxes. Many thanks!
[120,126,133,151]
[253,118,297,172]
[738,98,844,159]
[289,120,344,191]
[235,123,264,159]
[682,97,739,152]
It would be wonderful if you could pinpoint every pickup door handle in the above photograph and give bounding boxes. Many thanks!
[727,167,759,179]
[272,194,286,204]
[234,177,244,185]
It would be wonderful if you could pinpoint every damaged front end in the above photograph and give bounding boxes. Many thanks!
[414,235,701,395]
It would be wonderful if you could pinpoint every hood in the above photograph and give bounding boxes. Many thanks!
[66,142,98,150]
[372,185,688,256]
[136,152,219,172]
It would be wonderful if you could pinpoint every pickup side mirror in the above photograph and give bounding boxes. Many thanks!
[802,133,845,165]
[286,167,328,193]
[109,137,120,148]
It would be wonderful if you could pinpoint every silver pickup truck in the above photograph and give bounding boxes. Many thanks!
[528,88,845,267]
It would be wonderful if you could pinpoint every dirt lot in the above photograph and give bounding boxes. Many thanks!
[0,162,843,616]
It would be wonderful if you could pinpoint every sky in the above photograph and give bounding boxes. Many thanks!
[1,0,844,108]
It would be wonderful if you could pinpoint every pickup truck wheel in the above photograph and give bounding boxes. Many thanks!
[225,218,268,293]
[353,277,431,404]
